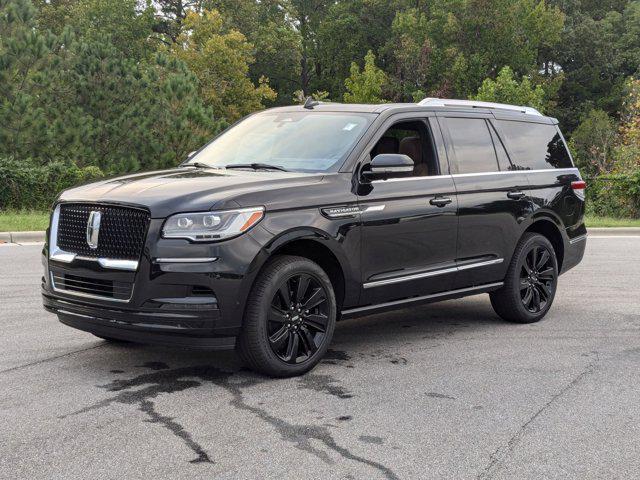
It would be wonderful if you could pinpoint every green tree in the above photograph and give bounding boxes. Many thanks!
[473,66,547,112]
[569,109,618,175]
[169,9,276,122]
[344,50,388,103]
[0,0,58,159]
[35,0,156,59]
[385,0,564,101]
[612,77,640,173]
[549,1,640,130]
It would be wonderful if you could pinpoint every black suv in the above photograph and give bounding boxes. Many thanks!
[42,98,587,377]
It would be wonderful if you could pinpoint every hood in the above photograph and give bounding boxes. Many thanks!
[58,168,324,217]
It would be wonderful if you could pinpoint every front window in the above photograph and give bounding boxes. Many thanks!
[189,111,376,172]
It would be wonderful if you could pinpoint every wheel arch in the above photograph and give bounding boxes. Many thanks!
[524,216,565,272]
[245,228,355,313]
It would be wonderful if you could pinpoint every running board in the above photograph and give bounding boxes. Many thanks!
[340,282,504,319]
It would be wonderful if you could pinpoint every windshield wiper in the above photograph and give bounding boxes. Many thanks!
[225,163,288,172]
[180,162,220,170]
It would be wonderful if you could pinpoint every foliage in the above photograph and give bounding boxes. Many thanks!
[0,157,104,210]
[0,0,220,175]
[169,9,276,122]
[585,171,640,218]
[549,1,640,131]
[0,0,639,215]
[384,0,564,101]
[612,77,640,172]
[473,66,547,113]
[344,50,388,104]
[569,109,618,175]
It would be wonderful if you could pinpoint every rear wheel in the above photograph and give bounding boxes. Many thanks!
[490,233,558,323]
[237,255,336,377]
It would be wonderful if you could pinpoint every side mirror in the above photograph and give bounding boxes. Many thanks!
[362,154,414,181]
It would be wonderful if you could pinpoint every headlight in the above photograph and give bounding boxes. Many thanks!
[162,207,265,242]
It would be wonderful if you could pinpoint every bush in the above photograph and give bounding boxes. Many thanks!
[0,157,104,210]
[585,172,640,218]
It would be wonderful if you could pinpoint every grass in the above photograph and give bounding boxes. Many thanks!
[0,210,639,232]
[0,210,50,232]
[584,215,640,228]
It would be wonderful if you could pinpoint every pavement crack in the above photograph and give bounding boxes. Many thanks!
[477,358,598,480]
[0,344,106,375]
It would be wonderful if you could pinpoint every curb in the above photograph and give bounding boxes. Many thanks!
[588,227,640,235]
[0,231,46,244]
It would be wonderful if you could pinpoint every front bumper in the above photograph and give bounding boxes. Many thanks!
[41,218,270,349]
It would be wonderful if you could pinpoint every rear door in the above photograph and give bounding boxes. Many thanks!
[438,113,531,289]
[492,116,584,236]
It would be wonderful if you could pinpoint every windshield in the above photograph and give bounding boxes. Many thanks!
[188,111,375,172]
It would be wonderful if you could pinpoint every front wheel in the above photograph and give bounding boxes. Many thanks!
[237,255,337,377]
[490,233,558,323]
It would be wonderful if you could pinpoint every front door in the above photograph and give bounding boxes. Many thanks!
[357,115,458,305]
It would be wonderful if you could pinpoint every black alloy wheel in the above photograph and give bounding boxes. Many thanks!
[490,232,558,323]
[268,273,330,364]
[519,244,556,313]
[237,255,336,377]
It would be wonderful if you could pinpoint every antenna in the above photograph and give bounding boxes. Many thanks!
[303,96,320,109]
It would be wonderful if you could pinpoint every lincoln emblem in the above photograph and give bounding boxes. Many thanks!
[86,211,101,249]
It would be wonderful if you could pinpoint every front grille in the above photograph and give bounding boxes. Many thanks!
[57,204,149,261]
[52,273,133,301]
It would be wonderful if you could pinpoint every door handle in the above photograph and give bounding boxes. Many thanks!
[507,191,526,200]
[429,196,452,207]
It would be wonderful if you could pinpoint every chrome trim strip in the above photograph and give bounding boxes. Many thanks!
[363,205,386,212]
[50,273,132,303]
[97,258,139,270]
[569,234,588,245]
[49,205,77,264]
[450,168,578,178]
[155,257,218,264]
[371,168,579,183]
[457,258,504,271]
[363,258,504,289]
[343,282,505,316]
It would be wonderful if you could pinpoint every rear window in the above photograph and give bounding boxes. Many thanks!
[444,118,499,174]
[495,120,573,170]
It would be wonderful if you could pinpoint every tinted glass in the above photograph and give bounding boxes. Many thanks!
[488,122,512,171]
[445,118,499,174]
[191,112,375,172]
[495,120,573,169]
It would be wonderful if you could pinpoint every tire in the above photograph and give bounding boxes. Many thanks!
[237,255,337,377]
[490,233,559,324]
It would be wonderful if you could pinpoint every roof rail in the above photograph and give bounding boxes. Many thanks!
[417,98,543,116]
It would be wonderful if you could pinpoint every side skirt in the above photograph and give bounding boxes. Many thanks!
[340,282,504,320]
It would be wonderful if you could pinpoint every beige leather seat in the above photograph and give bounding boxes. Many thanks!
[399,136,429,176]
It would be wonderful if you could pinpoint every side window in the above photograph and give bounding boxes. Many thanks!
[495,120,573,170]
[369,119,440,176]
[444,118,499,174]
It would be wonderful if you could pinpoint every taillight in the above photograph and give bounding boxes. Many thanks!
[571,180,586,190]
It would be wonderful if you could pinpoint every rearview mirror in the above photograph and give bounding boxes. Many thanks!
[362,154,414,181]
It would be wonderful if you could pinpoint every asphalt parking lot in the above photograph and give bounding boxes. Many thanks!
[1,236,639,479]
